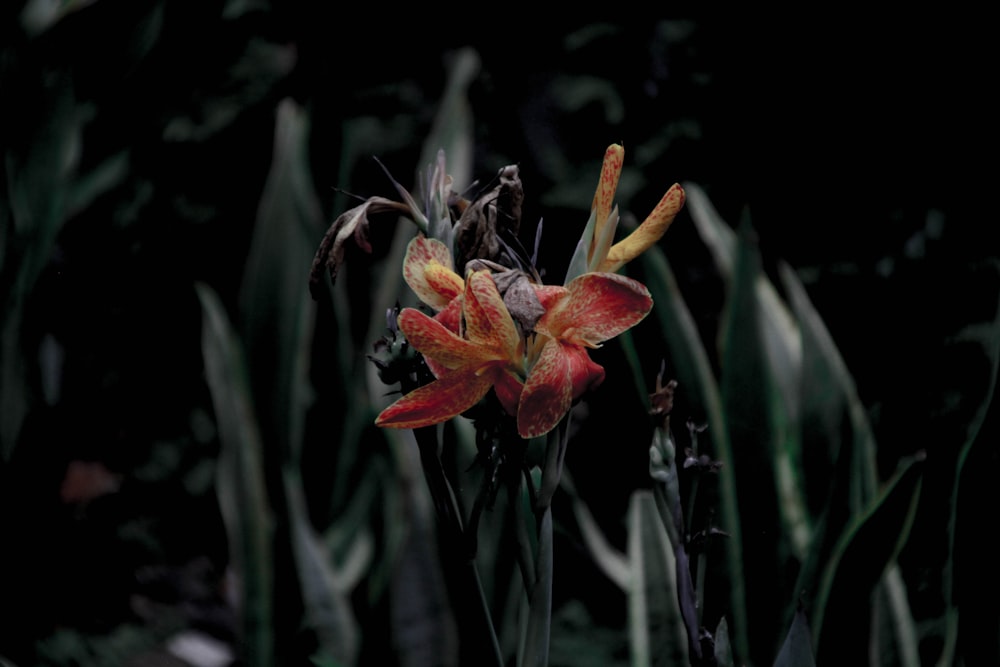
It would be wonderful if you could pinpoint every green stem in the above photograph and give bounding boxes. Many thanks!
[413,426,504,667]
[511,471,537,592]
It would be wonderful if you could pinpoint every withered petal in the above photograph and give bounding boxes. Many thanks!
[309,196,409,298]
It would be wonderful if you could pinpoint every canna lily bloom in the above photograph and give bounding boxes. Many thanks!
[517,271,653,438]
[587,144,686,274]
[375,270,525,430]
[402,234,465,334]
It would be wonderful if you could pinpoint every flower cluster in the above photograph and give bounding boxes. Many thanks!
[371,144,685,438]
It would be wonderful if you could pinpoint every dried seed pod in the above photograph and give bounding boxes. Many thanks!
[466,260,545,336]
[453,164,523,270]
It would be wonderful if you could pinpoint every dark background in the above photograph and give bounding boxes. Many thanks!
[1,5,996,665]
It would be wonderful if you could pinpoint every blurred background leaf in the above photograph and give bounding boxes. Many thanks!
[198,282,274,667]
[772,607,815,667]
[628,489,688,667]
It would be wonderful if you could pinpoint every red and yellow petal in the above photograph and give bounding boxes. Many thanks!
[424,262,464,302]
[463,270,519,356]
[403,235,463,309]
[398,308,501,371]
[562,343,606,399]
[536,272,652,346]
[493,368,525,417]
[532,284,568,311]
[600,183,685,272]
[517,339,574,438]
[434,296,463,334]
[590,144,624,264]
[375,371,493,429]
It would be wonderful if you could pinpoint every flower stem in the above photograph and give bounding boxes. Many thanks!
[413,425,504,667]
[510,470,537,592]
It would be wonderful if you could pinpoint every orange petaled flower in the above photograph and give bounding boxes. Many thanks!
[375,270,525,429]
[374,145,681,439]
[517,272,653,438]
[588,144,686,274]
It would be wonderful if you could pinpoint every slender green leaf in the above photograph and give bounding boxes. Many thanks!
[66,151,130,220]
[703,199,809,558]
[627,490,687,667]
[781,261,887,649]
[537,416,569,511]
[324,464,380,584]
[386,431,459,667]
[779,262,878,509]
[284,468,359,666]
[772,607,815,667]
[1,68,79,460]
[514,469,539,591]
[686,184,804,476]
[420,47,478,191]
[240,98,320,466]
[937,280,1000,665]
[682,182,736,279]
[881,564,920,667]
[518,506,553,667]
[718,220,789,663]
[197,283,274,667]
[390,513,459,667]
[714,617,734,667]
[812,454,925,664]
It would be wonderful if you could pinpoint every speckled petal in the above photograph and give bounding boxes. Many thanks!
[517,339,573,438]
[375,371,493,429]
[463,270,519,356]
[424,262,464,302]
[536,272,652,346]
[403,235,463,309]
[434,296,463,334]
[532,284,568,311]
[563,343,606,399]
[398,308,500,371]
[590,144,624,264]
[600,183,685,272]
[493,368,525,417]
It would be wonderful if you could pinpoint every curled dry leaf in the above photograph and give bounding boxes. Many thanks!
[453,164,524,271]
[308,196,409,299]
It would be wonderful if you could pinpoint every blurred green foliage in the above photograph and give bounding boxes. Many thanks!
[2,5,997,667]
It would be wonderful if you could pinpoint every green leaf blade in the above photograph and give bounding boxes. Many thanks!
[197,283,275,667]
